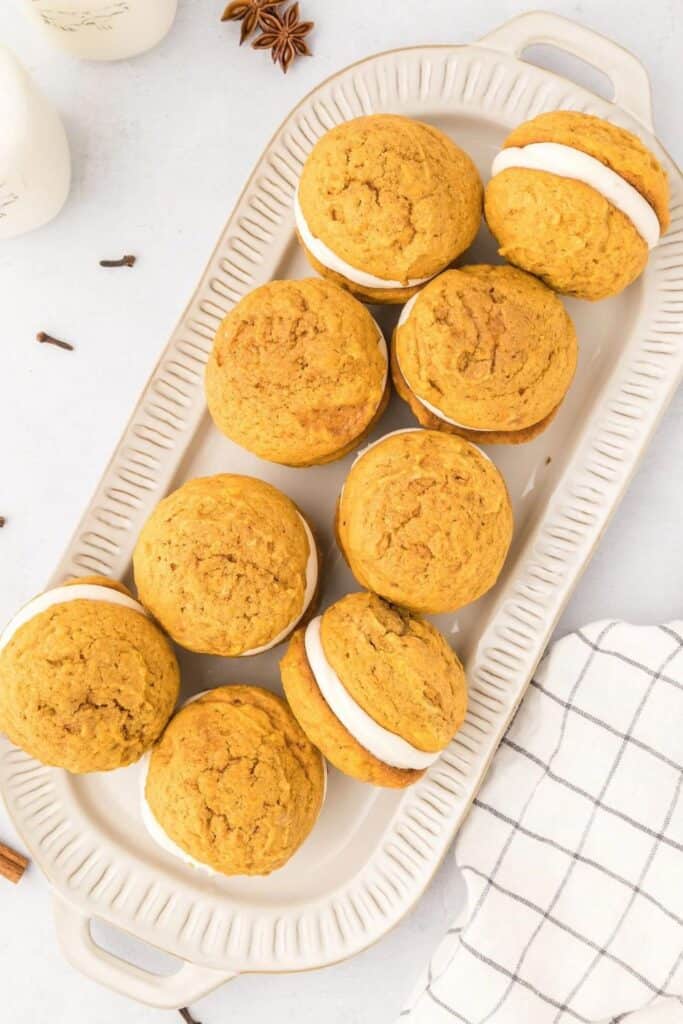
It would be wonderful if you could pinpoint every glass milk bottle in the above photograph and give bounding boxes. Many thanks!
[0,47,71,241]
[18,0,178,61]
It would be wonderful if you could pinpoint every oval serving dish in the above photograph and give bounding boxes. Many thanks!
[1,11,681,1009]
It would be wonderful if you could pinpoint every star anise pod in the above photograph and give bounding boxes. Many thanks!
[221,0,285,45]
[252,3,314,74]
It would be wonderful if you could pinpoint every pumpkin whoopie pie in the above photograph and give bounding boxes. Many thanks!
[133,475,319,657]
[281,592,467,788]
[392,265,578,443]
[337,429,513,614]
[142,686,325,876]
[0,575,179,773]
[206,278,389,467]
[295,114,483,304]
[485,111,669,300]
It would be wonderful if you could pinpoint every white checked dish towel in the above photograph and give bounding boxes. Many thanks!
[401,620,683,1024]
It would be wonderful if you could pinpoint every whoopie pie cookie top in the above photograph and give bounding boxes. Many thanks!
[297,114,483,287]
[133,474,318,657]
[394,264,578,434]
[144,686,325,876]
[0,575,179,773]
[337,429,513,614]
[206,278,388,466]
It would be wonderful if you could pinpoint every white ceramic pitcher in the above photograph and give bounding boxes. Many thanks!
[18,0,178,61]
[0,47,71,241]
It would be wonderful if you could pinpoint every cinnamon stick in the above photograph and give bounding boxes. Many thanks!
[0,841,29,884]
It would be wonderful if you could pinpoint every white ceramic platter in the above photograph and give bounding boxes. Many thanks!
[1,11,681,1010]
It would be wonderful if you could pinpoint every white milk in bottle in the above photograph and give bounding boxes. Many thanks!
[0,47,71,241]
[18,1,178,61]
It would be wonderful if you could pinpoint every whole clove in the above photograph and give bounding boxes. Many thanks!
[36,331,74,352]
[99,254,136,268]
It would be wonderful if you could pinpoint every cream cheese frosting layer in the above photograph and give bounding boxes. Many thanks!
[304,616,440,771]
[0,583,148,655]
[294,190,434,290]
[397,291,419,329]
[140,690,327,875]
[491,142,660,249]
[396,293,496,433]
[374,320,389,399]
[240,513,319,657]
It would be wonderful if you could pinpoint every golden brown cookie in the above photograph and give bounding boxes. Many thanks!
[206,278,389,467]
[143,686,325,876]
[133,475,320,657]
[485,111,669,300]
[296,115,483,304]
[337,429,513,613]
[0,575,179,773]
[281,592,467,788]
[392,265,578,443]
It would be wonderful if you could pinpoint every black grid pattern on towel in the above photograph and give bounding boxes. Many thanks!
[411,622,683,1024]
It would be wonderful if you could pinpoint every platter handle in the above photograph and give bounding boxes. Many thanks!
[479,11,654,131]
[53,895,234,1009]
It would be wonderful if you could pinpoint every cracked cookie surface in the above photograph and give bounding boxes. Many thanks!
[298,115,483,285]
[393,265,577,440]
[337,430,513,613]
[485,111,669,300]
[133,475,317,657]
[206,278,388,467]
[145,686,325,875]
[0,576,179,773]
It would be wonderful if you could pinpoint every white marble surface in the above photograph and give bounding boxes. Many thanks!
[0,1,681,1022]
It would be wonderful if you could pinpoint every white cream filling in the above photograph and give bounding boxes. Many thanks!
[239,513,319,657]
[141,690,327,874]
[0,583,148,654]
[491,142,660,249]
[294,190,434,290]
[397,291,419,328]
[396,292,496,433]
[374,321,389,398]
[305,616,439,771]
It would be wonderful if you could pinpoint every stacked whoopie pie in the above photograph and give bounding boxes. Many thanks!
[1,110,668,874]
[485,111,669,300]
